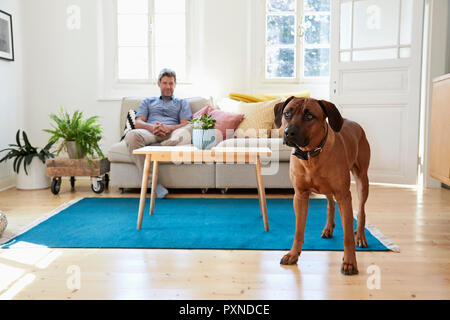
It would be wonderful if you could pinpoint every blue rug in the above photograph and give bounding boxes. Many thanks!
[0,198,398,251]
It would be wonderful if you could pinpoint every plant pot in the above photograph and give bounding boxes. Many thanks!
[16,157,50,190]
[66,141,85,159]
[192,129,217,150]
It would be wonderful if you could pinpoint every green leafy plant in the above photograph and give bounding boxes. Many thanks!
[0,130,55,175]
[190,113,216,130]
[43,108,105,163]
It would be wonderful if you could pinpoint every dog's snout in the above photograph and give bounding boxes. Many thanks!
[283,126,298,146]
[284,126,297,139]
[283,126,309,147]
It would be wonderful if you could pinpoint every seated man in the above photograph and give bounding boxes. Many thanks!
[124,68,192,198]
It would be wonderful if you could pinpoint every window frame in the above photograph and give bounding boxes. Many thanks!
[113,0,192,85]
[260,0,331,84]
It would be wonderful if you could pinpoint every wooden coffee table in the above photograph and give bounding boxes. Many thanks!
[133,146,272,232]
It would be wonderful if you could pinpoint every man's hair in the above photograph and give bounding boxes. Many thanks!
[158,68,177,83]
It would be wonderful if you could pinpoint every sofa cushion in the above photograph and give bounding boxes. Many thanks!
[233,98,284,138]
[228,91,310,103]
[215,138,293,162]
[187,96,214,114]
[107,140,134,163]
[215,97,241,112]
[215,162,292,188]
[121,109,137,140]
[110,162,216,188]
[193,105,245,140]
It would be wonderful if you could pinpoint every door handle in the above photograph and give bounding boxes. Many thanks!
[298,21,305,38]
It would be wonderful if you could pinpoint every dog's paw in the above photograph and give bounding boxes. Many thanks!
[355,229,368,248]
[321,223,335,238]
[280,251,300,265]
[341,256,359,275]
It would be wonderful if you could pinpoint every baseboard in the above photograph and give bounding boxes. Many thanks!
[0,176,16,192]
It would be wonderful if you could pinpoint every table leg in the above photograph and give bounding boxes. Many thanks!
[255,156,269,232]
[149,160,159,215]
[137,155,151,230]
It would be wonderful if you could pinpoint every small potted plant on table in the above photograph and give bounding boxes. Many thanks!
[190,113,217,150]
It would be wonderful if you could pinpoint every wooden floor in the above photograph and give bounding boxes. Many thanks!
[0,180,449,300]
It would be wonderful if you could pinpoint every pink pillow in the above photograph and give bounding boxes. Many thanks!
[193,105,244,140]
[193,105,214,118]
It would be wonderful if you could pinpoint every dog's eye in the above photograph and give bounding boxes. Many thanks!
[283,111,292,120]
[304,113,315,121]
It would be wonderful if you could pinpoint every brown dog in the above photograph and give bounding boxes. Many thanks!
[274,97,370,275]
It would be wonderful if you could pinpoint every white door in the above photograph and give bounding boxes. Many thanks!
[330,0,424,185]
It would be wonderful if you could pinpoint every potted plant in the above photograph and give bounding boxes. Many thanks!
[43,108,105,164]
[0,130,55,190]
[190,113,217,150]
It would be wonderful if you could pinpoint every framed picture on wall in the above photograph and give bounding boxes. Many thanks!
[0,10,14,61]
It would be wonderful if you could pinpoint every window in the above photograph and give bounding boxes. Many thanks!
[116,0,187,82]
[339,0,413,62]
[264,0,330,81]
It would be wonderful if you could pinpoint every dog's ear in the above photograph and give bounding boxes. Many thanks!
[274,96,295,128]
[318,100,343,132]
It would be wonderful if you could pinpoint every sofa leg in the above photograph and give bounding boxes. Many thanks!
[221,188,228,195]
[119,188,125,194]
[201,188,208,194]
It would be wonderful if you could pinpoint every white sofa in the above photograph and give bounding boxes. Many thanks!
[107,97,294,190]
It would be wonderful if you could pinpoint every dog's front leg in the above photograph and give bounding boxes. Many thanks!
[335,191,358,275]
[280,192,310,265]
[321,194,335,238]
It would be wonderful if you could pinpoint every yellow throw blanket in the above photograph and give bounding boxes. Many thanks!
[229,91,310,103]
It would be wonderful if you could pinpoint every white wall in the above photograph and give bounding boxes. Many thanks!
[0,0,25,190]
[22,0,118,154]
[22,0,329,154]
[193,0,254,98]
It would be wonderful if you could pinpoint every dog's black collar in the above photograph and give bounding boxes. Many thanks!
[293,125,329,161]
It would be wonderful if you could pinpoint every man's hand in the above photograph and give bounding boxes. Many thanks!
[153,122,170,137]
[136,118,190,137]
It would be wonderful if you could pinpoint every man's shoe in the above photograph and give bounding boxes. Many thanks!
[155,183,169,199]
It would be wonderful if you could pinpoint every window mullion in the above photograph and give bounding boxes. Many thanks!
[148,0,154,82]
[114,0,119,82]
[184,0,190,83]
[298,0,303,81]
